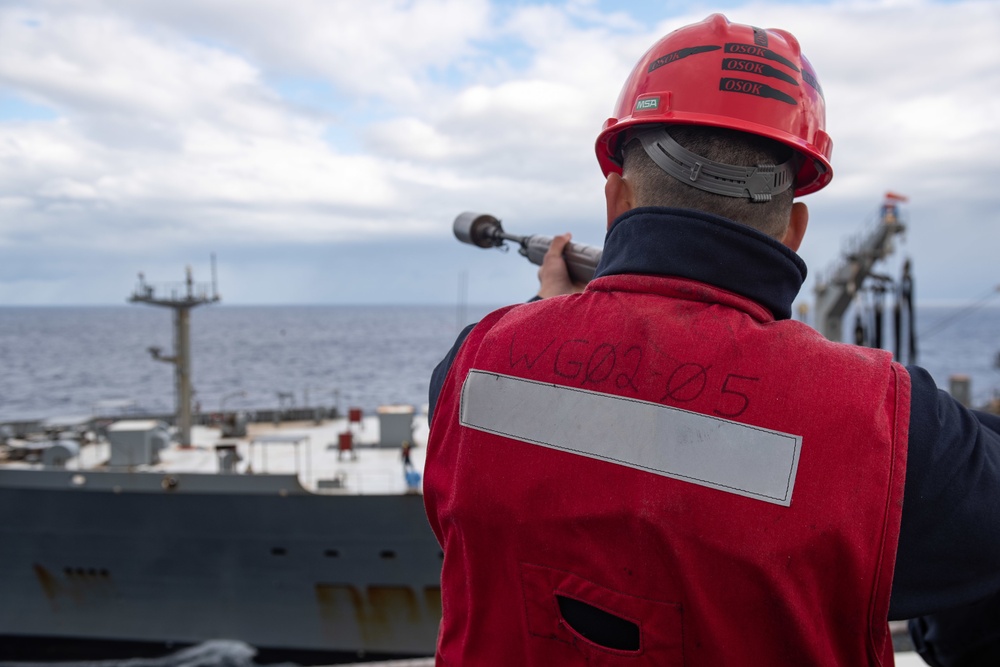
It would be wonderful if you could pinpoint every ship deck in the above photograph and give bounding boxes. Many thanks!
[0,409,429,496]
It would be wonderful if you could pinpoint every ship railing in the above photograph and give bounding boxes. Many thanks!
[129,279,217,304]
[247,433,312,481]
[243,436,416,495]
[311,468,412,495]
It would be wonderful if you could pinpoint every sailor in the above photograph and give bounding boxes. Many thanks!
[424,15,1000,666]
[402,440,414,471]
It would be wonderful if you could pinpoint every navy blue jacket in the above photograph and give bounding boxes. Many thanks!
[429,207,1000,664]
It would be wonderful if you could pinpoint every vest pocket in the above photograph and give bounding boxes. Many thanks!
[521,562,684,665]
[556,595,641,650]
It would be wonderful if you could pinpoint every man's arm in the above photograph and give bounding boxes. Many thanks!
[427,322,476,425]
[909,594,1000,667]
[892,366,1000,664]
[891,366,1000,618]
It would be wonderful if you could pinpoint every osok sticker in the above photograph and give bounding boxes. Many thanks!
[723,43,799,72]
[648,45,720,73]
[722,58,797,86]
[801,69,824,98]
[719,78,797,105]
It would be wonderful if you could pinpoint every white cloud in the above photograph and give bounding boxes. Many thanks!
[107,0,494,100]
[0,3,409,248]
[0,0,998,305]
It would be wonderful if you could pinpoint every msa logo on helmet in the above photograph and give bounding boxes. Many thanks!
[635,97,660,111]
[724,43,798,72]
[722,58,797,86]
[647,45,720,73]
[720,78,796,105]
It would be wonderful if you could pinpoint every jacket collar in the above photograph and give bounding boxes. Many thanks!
[593,207,807,321]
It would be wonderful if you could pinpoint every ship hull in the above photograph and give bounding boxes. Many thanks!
[0,469,442,663]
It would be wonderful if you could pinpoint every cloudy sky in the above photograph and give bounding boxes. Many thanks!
[0,0,998,308]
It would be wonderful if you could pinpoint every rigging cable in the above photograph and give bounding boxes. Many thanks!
[919,283,999,341]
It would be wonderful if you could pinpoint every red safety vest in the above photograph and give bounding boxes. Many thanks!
[425,273,910,666]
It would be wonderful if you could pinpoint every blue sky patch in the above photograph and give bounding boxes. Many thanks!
[323,124,363,153]
[0,91,59,121]
[268,76,340,110]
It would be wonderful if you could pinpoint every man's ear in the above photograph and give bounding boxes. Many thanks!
[605,173,635,230]
[781,202,808,252]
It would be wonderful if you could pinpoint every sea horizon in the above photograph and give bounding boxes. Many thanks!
[3,303,999,423]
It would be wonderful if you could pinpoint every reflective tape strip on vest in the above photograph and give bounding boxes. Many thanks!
[460,369,802,506]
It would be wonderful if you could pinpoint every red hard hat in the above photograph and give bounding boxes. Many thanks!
[596,14,833,196]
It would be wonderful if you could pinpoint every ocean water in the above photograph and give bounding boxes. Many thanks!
[1,303,999,424]
[0,304,496,423]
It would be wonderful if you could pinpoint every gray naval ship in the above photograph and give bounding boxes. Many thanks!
[0,415,442,664]
[0,270,442,664]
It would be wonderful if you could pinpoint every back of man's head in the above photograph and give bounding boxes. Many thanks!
[621,125,795,240]
[596,14,834,231]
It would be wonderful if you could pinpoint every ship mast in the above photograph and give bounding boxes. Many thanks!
[128,258,220,447]
[813,193,907,341]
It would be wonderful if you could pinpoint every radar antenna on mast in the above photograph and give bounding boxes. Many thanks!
[128,258,221,447]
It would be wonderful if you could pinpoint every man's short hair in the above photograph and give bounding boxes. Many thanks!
[621,125,795,240]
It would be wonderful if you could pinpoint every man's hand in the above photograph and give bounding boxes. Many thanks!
[537,233,588,299]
